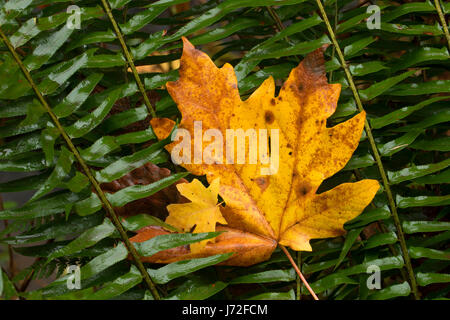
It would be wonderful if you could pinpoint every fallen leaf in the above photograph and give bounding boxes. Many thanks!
[94,84,160,134]
[101,163,187,220]
[129,51,180,74]
[165,178,227,253]
[131,225,276,267]
[133,37,379,266]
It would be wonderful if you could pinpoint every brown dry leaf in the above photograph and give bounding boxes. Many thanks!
[101,162,187,220]
[94,85,160,134]
[131,225,276,267]
[131,51,180,74]
[131,37,379,266]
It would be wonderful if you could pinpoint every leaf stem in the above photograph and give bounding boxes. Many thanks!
[296,252,302,300]
[314,0,420,300]
[99,0,157,118]
[279,245,318,300]
[433,0,450,51]
[0,26,161,300]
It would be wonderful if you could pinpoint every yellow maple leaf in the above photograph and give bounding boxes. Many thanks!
[165,178,227,253]
[132,37,379,266]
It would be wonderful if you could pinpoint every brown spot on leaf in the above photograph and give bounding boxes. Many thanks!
[265,110,275,124]
[255,177,269,192]
[297,182,312,197]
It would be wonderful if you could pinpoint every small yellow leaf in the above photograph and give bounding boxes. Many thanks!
[165,178,227,253]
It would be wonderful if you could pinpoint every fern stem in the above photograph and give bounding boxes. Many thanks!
[314,0,420,300]
[354,169,409,282]
[280,245,318,300]
[0,196,15,279]
[19,258,40,293]
[0,266,20,299]
[433,0,450,51]
[265,6,299,62]
[0,26,161,300]
[100,0,157,118]
[328,0,338,82]
[266,6,285,34]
